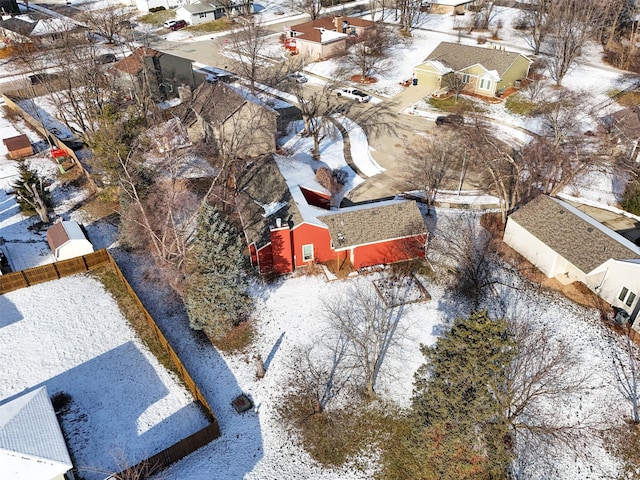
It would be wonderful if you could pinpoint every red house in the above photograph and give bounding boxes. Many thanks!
[237,158,427,275]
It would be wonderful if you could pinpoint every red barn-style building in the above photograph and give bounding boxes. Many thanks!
[237,158,427,275]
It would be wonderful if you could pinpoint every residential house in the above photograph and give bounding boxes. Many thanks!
[503,195,640,324]
[0,14,85,45]
[428,0,475,15]
[602,106,640,163]
[285,16,375,61]
[237,157,427,275]
[47,220,94,261]
[3,134,33,159]
[176,0,251,24]
[0,386,74,480]
[414,41,532,97]
[176,81,278,158]
[135,0,180,12]
[110,47,199,101]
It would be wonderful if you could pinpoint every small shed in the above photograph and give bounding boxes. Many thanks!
[3,134,33,159]
[46,221,94,261]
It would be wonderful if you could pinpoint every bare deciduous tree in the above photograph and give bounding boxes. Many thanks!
[323,280,408,398]
[228,18,269,93]
[77,4,134,44]
[342,24,394,82]
[542,0,604,86]
[295,0,323,20]
[395,0,424,34]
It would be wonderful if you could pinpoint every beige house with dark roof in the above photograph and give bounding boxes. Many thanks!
[504,195,640,323]
[177,82,278,159]
[413,42,532,96]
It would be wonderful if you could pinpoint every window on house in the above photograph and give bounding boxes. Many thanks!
[627,292,637,307]
[462,73,470,84]
[479,78,491,90]
[302,244,314,262]
[619,287,629,301]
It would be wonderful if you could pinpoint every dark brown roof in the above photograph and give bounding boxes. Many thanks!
[291,16,373,43]
[46,222,69,252]
[3,134,30,151]
[236,157,303,248]
[112,47,161,75]
[425,42,529,78]
[0,17,36,36]
[319,201,427,249]
[508,195,640,273]
[177,82,247,127]
[606,106,640,140]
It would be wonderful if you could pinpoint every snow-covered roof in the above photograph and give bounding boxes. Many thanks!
[0,386,73,480]
[31,17,78,36]
[430,0,474,5]
[423,60,453,75]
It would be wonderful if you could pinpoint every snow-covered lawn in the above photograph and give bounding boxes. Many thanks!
[0,274,210,480]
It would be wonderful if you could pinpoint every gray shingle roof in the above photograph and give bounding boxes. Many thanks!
[425,41,528,78]
[508,195,640,274]
[319,200,427,249]
[236,157,303,248]
[177,82,249,126]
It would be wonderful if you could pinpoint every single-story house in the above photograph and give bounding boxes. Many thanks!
[414,41,532,97]
[0,14,86,45]
[46,220,94,261]
[176,81,278,158]
[176,0,251,24]
[285,16,375,61]
[503,195,640,324]
[0,386,74,480]
[428,0,475,15]
[3,134,33,159]
[601,106,640,163]
[109,47,198,100]
[237,158,427,275]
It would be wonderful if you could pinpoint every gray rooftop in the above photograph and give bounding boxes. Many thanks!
[0,386,72,473]
[236,157,303,248]
[319,200,427,249]
[508,195,640,273]
[425,41,529,77]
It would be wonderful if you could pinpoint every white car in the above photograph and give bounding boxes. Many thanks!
[287,72,308,83]
[163,20,178,29]
[335,87,371,103]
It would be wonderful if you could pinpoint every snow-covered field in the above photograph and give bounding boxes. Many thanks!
[0,1,638,478]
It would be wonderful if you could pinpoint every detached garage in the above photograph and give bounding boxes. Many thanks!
[3,134,33,159]
[46,221,94,261]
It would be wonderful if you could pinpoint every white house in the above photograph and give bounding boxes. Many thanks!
[175,0,250,24]
[46,221,94,261]
[504,195,640,324]
[0,386,74,480]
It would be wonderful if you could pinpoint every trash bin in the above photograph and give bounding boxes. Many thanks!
[412,78,418,86]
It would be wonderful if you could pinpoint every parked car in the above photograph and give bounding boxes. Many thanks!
[97,53,117,64]
[435,114,464,126]
[335,87,371,103]
[170,20,187,31]
[163,19,178,29]
[287,72,308,83]
[29,73,59,85]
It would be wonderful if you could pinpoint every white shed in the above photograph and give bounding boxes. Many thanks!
[0,386,74,480]
[46,221,94,261]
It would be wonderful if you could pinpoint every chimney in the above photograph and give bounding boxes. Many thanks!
[276,218,282,228]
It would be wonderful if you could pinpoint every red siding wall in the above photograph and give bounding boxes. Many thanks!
[351,235,426,270]
[270,227,294,274]
[291,223,333,268]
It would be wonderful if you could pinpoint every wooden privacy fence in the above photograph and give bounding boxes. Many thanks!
[0,249,111,294]
[1,249,221,470]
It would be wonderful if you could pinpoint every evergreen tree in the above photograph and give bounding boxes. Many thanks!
[408,310,515,480]
[622,177,640,216]
[11,159,52,223]
[184,202,251,340]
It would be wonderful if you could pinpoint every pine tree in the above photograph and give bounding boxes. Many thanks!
[11,159,52,223]
[407,310,515,479]
[184,202,251,340]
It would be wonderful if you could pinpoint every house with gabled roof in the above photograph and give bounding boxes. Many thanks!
[176,81,277,159]
[237,156,427,275]
[285,16,375,61]
[428,0,475,15]
[47,221,94,261]
[413,41,532,96]
[0,14,85,45]
[503,195,640,324]
[0,386,74,480]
